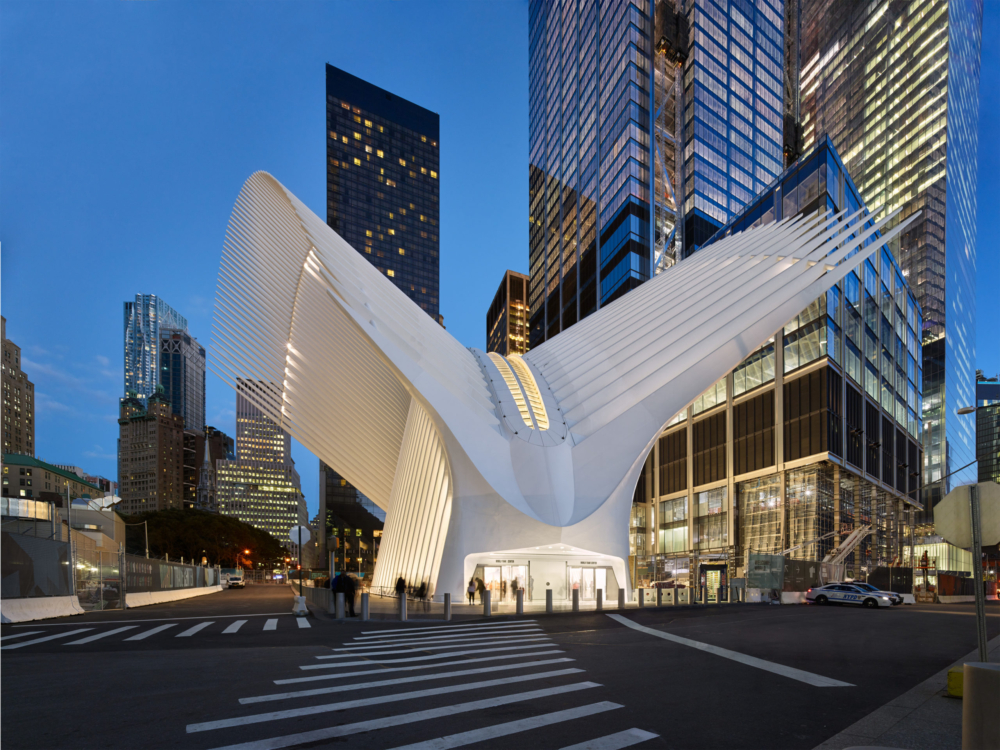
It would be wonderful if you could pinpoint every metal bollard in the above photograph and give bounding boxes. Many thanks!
[335,592,345,619]
[545,589,553,614]
[399,594,407,621]
[596,589,603,612]
[963,662,1000,750]
[360,592,369,621]
[327,589,336,615]
[516,588,524,615]
[618,589,625,609]
[483,590,492,617]
[572,588,580,612]
[638,588,645,608]
[656,587,662,607]
[444,593,451,621]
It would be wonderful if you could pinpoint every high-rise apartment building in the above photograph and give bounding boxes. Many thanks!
[124,294,187,402]
[117,386,185,514]
[159,328,206,431]
[486,270,530,356]
[527,0,786,348]
[797,0,982,525]
[976,374,1000,485]
[216,383,306,548]
[2,317,34,457]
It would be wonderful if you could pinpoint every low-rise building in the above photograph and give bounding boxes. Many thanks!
[2,316,35,458]
[2,453,103,504]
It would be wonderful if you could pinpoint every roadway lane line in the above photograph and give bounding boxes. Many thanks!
[189,669,586,733]
[329,635,552,651]
[360,619,537,635]
[295,618,311,629]
[177,622,214,637]
[303,643,554,669]
[1,629,93,650]
[9,613,294,627]
[124,624,177,641]
[243,657,577,703]
[276,650,567,685]
[345,629,544,646]
[388,702,623,750]
[606,614,853,688]
[203,683,601,750]
[316,638,552,658]
[263,619,278,631]
[223,620,247,634]
[1,631,43,641]
[66,626,139,644]
[354,624,541,640]
[558,727,660,750]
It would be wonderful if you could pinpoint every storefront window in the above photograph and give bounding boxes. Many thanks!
[692,487,727,550]
[739,475,782,554]
[658,497,688,554]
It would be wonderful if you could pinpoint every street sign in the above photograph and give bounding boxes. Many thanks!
[935,482,1000,548]
[289,525,311,545]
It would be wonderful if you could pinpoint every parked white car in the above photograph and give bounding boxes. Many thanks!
[805,583,893,608]
[831,581,903,605]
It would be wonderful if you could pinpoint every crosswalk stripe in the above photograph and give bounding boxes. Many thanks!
[66,626,139,644]
[1,629,92,650]
[1,631,43,641]
[242,657,576,704]
[263,619,278,631]
[124,624,177,641]
[177,622,214,638]
[223,620,247,634]
[295,618,311,629]
[303,643,554,670]
[336,631,544,649]
[354,624,541,640]
[316,637,551,658]
[388,701,623,750]
[557,727,661,750]
[276,650,566,685]
[360,620,537,636]
[330,635,552,652]
[203,682,600,750]
[189,669,586,733]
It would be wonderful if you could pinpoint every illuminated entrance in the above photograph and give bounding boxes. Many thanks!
[569,567,608,600]
[483,565,529,602]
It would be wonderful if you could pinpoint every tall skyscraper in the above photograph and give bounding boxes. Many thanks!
[527,0,786,348]
[2,316,35,457]
[318,460,385,576]
[216,382,306,550]
[124,294,187,402]
[159,328,206,431]
[797,0,982,523]
[117,386,185,514]
[976,373,1000,485]
[486,270,530,356]
[326,64,441,320]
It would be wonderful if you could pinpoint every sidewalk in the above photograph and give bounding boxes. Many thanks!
[814,634,1000,750]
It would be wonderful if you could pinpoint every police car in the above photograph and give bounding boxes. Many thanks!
[805,583,893,608]
[832,581,904,605]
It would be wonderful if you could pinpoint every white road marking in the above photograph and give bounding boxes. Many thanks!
[9,613,292,627]
[223,620,247,634]
[1,631,43,641]
[124,624,177,641]
[243,658,576,703]
[1,629,92,650]
[276,649,566,685]
[388,702,623,750]
[354,624,541,640]
[360,619,537,636]
[263,619,278,631]
[295,618,311,629]
[189,669,585,733]
[303,642,553,670]
[177,622,214,638]
[316,637,552,658]
[202,682,600,750]
[65,626,139,644]
[607,614,854,688]
[330,635,552,652]
[558,727,661,750]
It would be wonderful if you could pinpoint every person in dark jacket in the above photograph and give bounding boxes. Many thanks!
[395,576,406,596]
[343,574,357,617]
[476,577,486,604]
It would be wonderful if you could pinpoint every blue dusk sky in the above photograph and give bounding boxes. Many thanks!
[1,1,997,520]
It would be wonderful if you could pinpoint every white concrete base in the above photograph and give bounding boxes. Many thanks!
[938,595,975,604]
[292,595,308,616]
[781,592,808,605]
[901,593,916,605]
[1,595,86,623]
[125,585,223,609]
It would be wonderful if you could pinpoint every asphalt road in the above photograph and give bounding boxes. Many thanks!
[2,586,997,750]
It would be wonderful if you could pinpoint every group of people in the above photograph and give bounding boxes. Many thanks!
[467,576,522,604]
[329,572,358,616]
[394,576,432,611]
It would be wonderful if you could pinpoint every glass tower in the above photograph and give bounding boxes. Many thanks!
[123,294,187,403]
[486,270,530,356]
[158,328,206,431]
[527,0,786,348]
[798,0,982,523]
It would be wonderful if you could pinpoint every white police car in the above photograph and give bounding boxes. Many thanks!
[805,583,893,608]
[832,581,903,605]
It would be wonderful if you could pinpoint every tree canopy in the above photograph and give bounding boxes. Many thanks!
[120,509,287,567]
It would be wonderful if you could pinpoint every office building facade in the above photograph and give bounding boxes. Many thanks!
[319,460,385,576]
[486,270,530,356]
[527,0,786,348]
[117,387,185,514]
[630,138,924,592]
[159,328,206,431]
[797,0,982,525]
[124,294,187,403]
[182,425,234,511]
[976,375,1000,485]
[2,317,34,457]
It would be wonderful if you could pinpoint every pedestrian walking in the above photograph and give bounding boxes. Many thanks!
[416,581,427,612]
[395,576,406,597]
[476,577,486,604]
[467,579,476,605]
[501,579,507,602]
[344,574,357,617]
[512,577,519,601]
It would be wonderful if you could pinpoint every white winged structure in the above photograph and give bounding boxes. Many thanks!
[212,172,917,601]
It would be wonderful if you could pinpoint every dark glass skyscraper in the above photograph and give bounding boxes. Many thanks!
[486,270,530,356]
[326,64,441,319]
[527,0,785,348]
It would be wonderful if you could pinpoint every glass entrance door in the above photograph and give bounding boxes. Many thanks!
[570,568,606,600]
[485,565,529,602]
[706,570,721,603]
